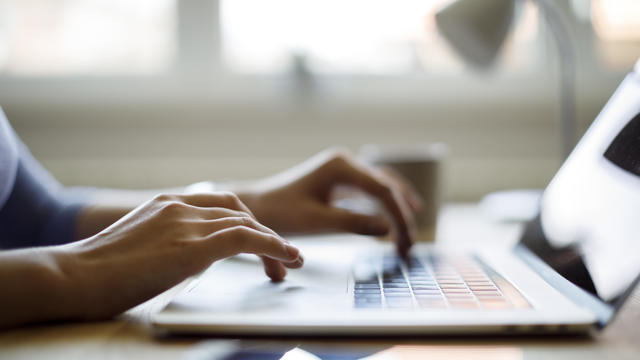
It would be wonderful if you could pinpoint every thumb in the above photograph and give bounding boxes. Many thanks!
[323,207,391,236]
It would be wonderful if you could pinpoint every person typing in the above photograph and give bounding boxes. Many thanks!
[0,108,419,328]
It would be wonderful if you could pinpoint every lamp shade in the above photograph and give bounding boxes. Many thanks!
[435,0,516,69]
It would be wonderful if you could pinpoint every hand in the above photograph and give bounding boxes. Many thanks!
[54,192,302,320]
[236,148,420,256]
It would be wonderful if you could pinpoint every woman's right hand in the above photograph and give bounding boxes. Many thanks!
[54,192,302,321]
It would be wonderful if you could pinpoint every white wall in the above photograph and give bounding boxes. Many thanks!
[2,70,620,201]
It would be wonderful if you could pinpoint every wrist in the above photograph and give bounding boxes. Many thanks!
[227,183,274,228]
[43,246,89,321]
[204,179,280,231]
[0,247,81,327]
[50,241,118,321]
[234,187,264,219]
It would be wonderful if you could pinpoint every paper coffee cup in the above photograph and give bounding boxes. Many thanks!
[360,143,447,242]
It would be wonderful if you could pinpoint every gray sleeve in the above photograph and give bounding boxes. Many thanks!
[0,135,93,249]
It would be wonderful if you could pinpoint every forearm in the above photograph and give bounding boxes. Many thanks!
[0,248,74,328]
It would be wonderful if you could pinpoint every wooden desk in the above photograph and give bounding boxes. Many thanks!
[1,204,639,360]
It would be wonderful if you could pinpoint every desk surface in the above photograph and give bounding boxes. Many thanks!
[1,204,639,360]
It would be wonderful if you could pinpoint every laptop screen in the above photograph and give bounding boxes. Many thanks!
[521,61,640,309]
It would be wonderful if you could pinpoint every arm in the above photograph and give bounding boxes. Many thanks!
[0,148,417,328]
[0,192,302,329]
[0,248,72,328]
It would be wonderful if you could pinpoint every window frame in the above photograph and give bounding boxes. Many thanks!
[0,0,630,113]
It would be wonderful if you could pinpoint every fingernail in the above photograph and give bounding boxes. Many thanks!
[285,244,299,259]
[268,267,286,282]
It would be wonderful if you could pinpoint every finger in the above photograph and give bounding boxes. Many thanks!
[206,226,301,262]
[283,253,304,269]
[317,206,391,236]
[156,198,253,222]
[260,256,287,282]
[192,207,253,221]
[376,167,423,212]
[179,192,255,217]
[197,216,275,237]
[219,219,303,268]
[333,158,416,256]
[259,254,303,281]
[198,217,303,274]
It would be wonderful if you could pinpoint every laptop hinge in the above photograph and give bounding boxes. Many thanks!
[514,244,614,328]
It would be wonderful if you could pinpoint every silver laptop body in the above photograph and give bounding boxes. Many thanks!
[153,60,640,336]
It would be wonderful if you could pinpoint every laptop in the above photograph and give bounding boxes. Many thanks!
[152,60,640,336]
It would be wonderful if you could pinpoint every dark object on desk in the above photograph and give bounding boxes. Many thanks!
[222,347,373,360]
[520,215,598,298]
[604,112,640,177]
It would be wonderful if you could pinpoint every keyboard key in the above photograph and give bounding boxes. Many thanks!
[470,289,498,294]
[442,288,471,294]
[386,279,408,284]
[355,283,380,289]
[383,283,409,288]
[384,288,411,293]
[413,288,442,296]
[355,290,381,296]
[437,279,463,284]
[409,279,436,284]
[465,278,491,283]
[440,285,467,290]
[412,287,440,292]
[384,293,412,298]
[415,290,444,297]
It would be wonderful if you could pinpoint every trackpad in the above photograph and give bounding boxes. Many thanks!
[166,255,351,314]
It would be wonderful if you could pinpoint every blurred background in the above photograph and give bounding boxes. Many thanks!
[0,0,638,201]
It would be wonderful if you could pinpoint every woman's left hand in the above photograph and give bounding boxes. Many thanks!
[234,148,421,256]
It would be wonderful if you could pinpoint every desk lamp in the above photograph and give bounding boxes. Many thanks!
[435,0,576,221]
[436,0,576,158]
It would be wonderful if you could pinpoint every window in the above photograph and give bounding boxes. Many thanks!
[0,0,546,78]
[0,0,632,100]
[590,0,640,70]
[0,0,176,76]
[221,0,539,75]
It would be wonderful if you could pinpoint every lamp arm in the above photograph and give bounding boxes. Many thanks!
[535,0,577,159]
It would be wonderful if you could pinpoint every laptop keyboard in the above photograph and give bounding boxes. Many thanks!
[353,254,530,310]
